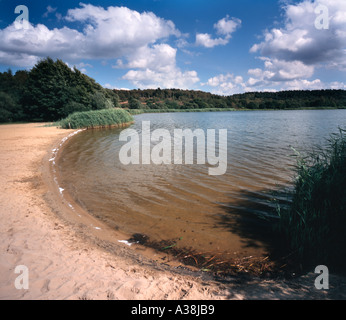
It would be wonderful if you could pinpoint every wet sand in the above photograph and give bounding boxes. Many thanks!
[0,123,345,300]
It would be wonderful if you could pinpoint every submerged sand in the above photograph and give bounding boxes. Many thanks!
[0,123,345,300]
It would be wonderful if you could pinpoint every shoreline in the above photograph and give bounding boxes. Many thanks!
[127,106,346,115]
[0,123,226,300]
[1,123,346,300]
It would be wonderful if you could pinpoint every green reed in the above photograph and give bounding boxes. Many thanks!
[277,128,346,271]
[59,108,133,129]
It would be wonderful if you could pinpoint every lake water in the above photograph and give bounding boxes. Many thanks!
[58,109,346,260]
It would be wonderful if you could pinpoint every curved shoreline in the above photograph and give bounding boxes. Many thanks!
[53,124,275,277]
[1,123,345,300]
[50,124,215,273]
[47,125,176,266]
[0,123,230,300]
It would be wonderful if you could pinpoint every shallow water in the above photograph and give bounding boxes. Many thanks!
[58,109,346,259]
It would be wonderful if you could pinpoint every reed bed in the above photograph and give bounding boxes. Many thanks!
[277,128,346,271]
[59,108,133,129]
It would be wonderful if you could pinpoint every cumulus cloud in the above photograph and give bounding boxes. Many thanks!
[0,4,180,66]
[195,33,230,48]
[0,3,199,89]
[203,69,346,95]
[123,68,199,89]
[230,0,346,93]
[202,71,332,95]
[0,23,84,67]
[65,4,180,59]
[201,73,245,95]
[247,57,315,85]
[251,0,346,69]
[115,44,177,72]
[283,78,324,90]
[196,15,241,48]
[121,44,200,89]
[330,81,346,89]
[202,1,346,94]
[245,57,328,91]
[215,15,241,35]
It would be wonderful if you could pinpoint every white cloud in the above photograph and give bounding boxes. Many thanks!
[0,23,84,66]
[203,73,243,87]
[202,1,346,94]
[0,3,196,89]
[121,44,199,89]
[244,57,326,91]
[201,73,246,95]
[0,51,38,68]
[118,44,177,72]
[247,58,315,84]
[196,15,241,48]
[330,81,346,89]
[203,69,344,95]
[104,83,130,90]
[65,4,180,59]
[195,33,229,48]
[283,79,324,90]
[123,68,199,89]
[251,0,346,69]
[214,16,241,36]
[241,0,346,92]
[202,58,317,95]
[0,4,180,66]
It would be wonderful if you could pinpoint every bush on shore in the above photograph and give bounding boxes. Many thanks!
[59,108,133,129]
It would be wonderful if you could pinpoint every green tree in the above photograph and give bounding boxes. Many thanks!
[21,57,109,121]
[91,91,113,110]
[128,97,143,109]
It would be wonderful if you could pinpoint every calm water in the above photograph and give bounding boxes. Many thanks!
[58,110,346,259]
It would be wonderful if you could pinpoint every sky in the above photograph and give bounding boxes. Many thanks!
[0,0,345,95]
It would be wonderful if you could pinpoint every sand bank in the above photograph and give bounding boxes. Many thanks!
[0,123,345,300]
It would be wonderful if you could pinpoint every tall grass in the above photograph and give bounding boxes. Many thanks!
[59,108,133,129]
[278,129,346,271]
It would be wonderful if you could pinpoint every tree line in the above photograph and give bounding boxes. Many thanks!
[1,57,345,123]
[116,88,346,110]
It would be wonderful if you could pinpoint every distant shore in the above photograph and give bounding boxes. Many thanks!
[0,123,345,300]
[126,106,346,115]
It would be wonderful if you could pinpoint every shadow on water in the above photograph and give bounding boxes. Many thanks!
[214,186,297,273]
[130,185,299,279]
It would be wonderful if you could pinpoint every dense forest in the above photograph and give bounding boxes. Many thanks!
[115,88,346,110]
[0,57,345,123]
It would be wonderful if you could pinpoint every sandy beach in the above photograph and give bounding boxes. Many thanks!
[0,123,345,300]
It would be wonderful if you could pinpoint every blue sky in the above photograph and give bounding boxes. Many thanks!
[0,0,345,94]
